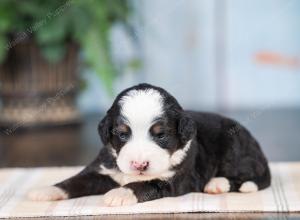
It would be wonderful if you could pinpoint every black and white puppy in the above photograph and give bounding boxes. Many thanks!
[28,83,271,206]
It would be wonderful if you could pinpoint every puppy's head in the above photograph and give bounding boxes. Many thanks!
[98,84,196,177]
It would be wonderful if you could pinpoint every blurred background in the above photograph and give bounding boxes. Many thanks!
[0,0,299,167]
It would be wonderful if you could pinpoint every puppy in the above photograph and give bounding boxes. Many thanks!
[28,83,271,206]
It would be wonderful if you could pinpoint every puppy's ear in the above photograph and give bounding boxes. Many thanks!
[177,113,196,143]
[98,115,112,145]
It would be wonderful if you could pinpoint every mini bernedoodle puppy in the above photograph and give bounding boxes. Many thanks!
[28,83,271,206]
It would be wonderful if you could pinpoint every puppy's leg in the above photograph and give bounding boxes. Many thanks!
[215,157,271,193]
[103,179,175,206]
[28,171,119,201]
[204,177,261,194]
[231,169,271,193]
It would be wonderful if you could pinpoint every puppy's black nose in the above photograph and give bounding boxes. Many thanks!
[130,161,149,171]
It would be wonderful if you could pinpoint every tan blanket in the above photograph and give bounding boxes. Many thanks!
[0,162,299,218]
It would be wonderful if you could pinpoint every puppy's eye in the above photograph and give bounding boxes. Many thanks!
[155,132,166,140]
[118,132,130,141]
[151,123,167,140]
[112,124,130,142]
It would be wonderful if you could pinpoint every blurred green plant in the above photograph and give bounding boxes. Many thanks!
[0,0,133,92]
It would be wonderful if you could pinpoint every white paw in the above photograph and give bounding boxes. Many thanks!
[204,177,230,194]
[27,186,68,201]
[239,181,258,193]
[103,187,138,206]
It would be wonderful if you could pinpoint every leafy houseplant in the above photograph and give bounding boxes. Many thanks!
[0,0,132,128]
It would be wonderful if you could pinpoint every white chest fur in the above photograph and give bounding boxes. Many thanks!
[99,165,174,186]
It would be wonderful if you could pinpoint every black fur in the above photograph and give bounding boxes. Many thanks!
[55,83,271,203]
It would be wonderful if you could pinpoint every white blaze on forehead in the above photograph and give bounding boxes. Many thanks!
[119,89,163,130]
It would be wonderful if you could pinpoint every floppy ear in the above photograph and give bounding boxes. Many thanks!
[98,115,112,145]
[177,113,196,143]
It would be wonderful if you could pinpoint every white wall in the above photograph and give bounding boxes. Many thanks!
[226,0,300,109]
[79,0,300,113]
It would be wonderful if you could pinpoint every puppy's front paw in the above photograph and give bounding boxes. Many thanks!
[204,177,230,194]
[103,187,138,206]
[27,186,68,201]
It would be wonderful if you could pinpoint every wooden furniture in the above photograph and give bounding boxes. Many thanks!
[0,40,80,128]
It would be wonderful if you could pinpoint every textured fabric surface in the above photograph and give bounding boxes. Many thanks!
[0,163,299,218]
